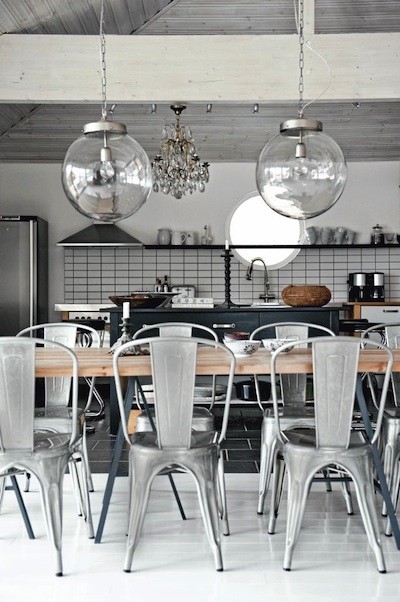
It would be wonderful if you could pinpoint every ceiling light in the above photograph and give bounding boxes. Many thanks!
[255,0,347,220]
[61,0,152,222]
[152,104,209,199]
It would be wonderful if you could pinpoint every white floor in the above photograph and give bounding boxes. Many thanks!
[1,473,400,602]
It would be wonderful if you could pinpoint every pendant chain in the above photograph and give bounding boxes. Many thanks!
[100,0,107,119]
[298,0,304,117]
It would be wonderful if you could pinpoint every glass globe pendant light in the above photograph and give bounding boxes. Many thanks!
[61,1,152,222]
[256,0,347,220]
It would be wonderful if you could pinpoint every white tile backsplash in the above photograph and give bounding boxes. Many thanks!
[63,247,400,304]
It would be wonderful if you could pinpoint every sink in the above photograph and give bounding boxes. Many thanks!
[251,302,283,307]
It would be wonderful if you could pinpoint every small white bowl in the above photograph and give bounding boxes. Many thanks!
[224,339,261,357]
[262,338,296,353]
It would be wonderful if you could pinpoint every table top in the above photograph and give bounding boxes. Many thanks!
[34,347,399,378]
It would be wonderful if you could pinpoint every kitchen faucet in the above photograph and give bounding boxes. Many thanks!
[245,257,276,302]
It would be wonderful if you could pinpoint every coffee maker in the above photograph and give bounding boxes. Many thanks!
[348,272,367,301]
[348,272,385,302]
[365,272,385,301]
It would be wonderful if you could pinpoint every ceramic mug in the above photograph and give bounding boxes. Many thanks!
[345,229,356,244]
[333,226,346,245]
[304,226,317,245]
[319,227,334,245]
[185,231,197,245]
[157,228,171,245]
[171,231,186,245]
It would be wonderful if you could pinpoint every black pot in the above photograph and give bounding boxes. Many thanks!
[235,378,271,401]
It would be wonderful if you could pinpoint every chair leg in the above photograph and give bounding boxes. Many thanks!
[341,479,354,515]
[190,455,223,572]
[381,419,399,516]
[81,422,94,492]
[346,455,386,573]
[10,475,35,539]
[323,468,332,492]
[283,454,315,571]
[385,454,400,537]
[74,454,94,539]
[217,453,229,536]
[35,456,69,577]
[0,476,5,512]
[268,452,285,535]
[24,472,31,492]
[124,455,157,573]
[257,418,277,515]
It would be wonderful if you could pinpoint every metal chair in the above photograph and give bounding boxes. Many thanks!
[132,322,219,433]
[0,336,93,575]
[249,322,336,515]
[268,336,392,573]
[113,336,236,572]
[17,322,101,495]
[361,322,400,521]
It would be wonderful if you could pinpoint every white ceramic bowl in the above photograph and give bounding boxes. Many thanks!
[224,339,261,357]
[262,338,296,353]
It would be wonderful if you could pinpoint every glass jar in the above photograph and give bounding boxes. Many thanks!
[371,224,384,245]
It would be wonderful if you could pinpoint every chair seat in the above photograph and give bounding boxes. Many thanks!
[264,406,314,419]
[384,406,400,419]
[131,429,217,450]
[135,406,214,433]
[283,428,368,450]
[33,431,71,450]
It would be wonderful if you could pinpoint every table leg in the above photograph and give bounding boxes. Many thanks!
[8,475,35,539]
[356,377,400,549]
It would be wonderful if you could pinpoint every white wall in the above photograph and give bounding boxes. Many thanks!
[0,161,399,316]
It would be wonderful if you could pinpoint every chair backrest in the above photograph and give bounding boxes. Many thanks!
[250,322,335,407]
[362,322,400,407]
[0,337,78,452]
[132,322,218,342]
[17,323,100,407]
[113,336,236,449]
[270,336,393,449]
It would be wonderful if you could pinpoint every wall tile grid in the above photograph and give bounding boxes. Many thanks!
[63,247,400,304]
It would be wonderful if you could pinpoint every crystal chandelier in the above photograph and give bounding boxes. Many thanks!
[255,0,347,220]
[152,105,210,199]
[61,0,152,222]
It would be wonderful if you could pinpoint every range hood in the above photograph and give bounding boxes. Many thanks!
[57,223,143,247]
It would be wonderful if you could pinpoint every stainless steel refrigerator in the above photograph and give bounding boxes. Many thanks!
[0,216,48,335]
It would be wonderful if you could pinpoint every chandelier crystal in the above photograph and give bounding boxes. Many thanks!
[255,0,347,220]
[152,105,209,199]
[61,0,151,222]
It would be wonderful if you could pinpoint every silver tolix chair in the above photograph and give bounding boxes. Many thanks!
[132,322,219,433]
[0,336,92,576]
[113,336,236,573]
[268,336,393,573]
[250,322,336,515]
[361,322,400,524]
[17,322,102,495]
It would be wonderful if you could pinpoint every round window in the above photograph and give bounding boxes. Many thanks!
[225,192,305,269]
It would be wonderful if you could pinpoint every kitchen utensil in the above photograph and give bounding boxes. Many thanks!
[223,339,261,356]
[371,224,384,245]
[235,378,271,401]
[345,228,356,244]
[281,285,331,307]
[319,227,334,244]
[171,231,187,245]
[185,231,197,245]
[109,293,170,308]
[157,229,171,245]
[304,226,317,245]
[333,226,346,244]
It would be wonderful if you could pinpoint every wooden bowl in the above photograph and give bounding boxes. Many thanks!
[109,294,168,309]
[281,285,331,307]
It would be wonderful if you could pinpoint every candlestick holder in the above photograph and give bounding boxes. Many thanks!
[215,249,240,308]
[109,317,135,354]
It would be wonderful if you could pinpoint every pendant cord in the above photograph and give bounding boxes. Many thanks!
[293,0,332,117]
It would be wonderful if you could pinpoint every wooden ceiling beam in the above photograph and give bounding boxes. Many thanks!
[0,33,399,104]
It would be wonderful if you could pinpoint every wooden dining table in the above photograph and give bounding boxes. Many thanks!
[35,346,400,547]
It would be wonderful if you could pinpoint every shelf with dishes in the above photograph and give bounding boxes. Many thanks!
[143,244,399,250]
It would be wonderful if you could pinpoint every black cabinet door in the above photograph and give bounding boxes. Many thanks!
[258,308,340,335]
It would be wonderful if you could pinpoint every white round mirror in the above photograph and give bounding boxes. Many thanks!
[225,191,305,269]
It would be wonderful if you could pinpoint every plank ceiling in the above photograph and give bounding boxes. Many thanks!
[0,0,399,163]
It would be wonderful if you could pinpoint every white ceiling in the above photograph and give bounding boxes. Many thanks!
[0,0,399,163]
